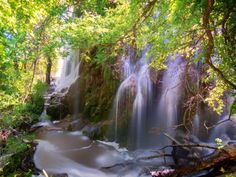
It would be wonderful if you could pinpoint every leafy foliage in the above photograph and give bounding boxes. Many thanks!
[0,0,70,126]
[0,0,235,144]
[0,81,48,129]
[25,81,48,115]
[215,137,224,149]
[138,0,236,114]
[205,80,228,115]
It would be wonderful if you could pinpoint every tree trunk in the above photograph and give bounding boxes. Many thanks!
[13,60,19,70]
[46,56,52,85]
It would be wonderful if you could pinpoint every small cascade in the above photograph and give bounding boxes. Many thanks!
[40,48,81,120]
[112,47,153,149]
[38,94,52,121]
[155,56,186,145]
[192,114,200,136]
[131,50,153,148]
[56,49,80,91]
[112,50,190,149]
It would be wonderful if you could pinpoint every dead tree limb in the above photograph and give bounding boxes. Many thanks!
[138,154,172,161]
[159,143,218,151]
[204,99,236,130]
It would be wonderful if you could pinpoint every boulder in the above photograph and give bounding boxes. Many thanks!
[82,120,112,140]
[46,93,69,120]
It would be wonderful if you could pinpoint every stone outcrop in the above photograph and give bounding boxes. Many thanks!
[46,59,119,122]
[77,61,119,122]
[46,92,69,120]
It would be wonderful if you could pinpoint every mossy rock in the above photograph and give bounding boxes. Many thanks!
[82,120,112,140]
[0,144,35,176]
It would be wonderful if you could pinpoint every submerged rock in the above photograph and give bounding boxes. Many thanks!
[82,120,112,140]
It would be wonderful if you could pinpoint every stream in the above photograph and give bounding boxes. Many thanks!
[33,128,174,177]
[33,47,236,177]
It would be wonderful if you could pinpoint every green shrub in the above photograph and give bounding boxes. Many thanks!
[0,80,48,129]
[25,81,48,115]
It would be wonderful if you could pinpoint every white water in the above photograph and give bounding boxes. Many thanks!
[34,131,149,177]
[192,114,200,136]
[112,51,188,148]
[156,55,186,144]
[55,49,80,91]
[34,44,236,176]
[113,47,152,149]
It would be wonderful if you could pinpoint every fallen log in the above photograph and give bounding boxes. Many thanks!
[148,145,236,177]
[174,145,236,176]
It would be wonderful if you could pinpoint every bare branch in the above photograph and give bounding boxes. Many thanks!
[204,98,236,130]
[159,143,218,151]
[163,133,181,145]
[138,153,172,160]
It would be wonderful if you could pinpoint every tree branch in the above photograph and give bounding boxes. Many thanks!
[204,98,236,130]
[117,0,157,44]
[203,0,236,89]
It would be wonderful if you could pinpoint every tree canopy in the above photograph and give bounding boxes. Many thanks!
[0,0,235,122]
[0,1,236,175]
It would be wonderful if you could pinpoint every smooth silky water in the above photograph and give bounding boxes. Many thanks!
[33,46,236,176]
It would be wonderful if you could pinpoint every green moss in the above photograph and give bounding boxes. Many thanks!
[3,134,35,154]
[80,60,119,123]
[1,133,34,176]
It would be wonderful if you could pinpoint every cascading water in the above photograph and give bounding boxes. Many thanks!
[55,49,80,91]
[112,49,189,149]
[37,48,80,121]
[155,55,186,145]
[192,114,200,136]
[34,44,236,176]
[112,47,153,149]
[130,49,153,148]
[111,48,236,150]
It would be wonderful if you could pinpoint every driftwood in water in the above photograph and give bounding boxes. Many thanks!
[144,144,236,177]
[171,145,236,176]
[138,134,236,176]
[174,145,236,176]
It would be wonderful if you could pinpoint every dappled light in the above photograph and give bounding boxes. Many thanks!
[0,0,236,176]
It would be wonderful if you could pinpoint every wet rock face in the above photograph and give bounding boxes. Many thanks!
[46,93,69,120]
[59,61,119,122]
[46,59,119,121]
[62,77,80,115]
[81,120,112,140]
[79,61,119,121]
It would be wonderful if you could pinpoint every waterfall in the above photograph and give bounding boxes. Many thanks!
[155,55,186,145]
[131,50,152,148]
[112,47,153,149]
[55,48,80,92]
[111,50,193,149]
[192,114,200,136]
[52,45,235,149]
[37,48,80,121]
